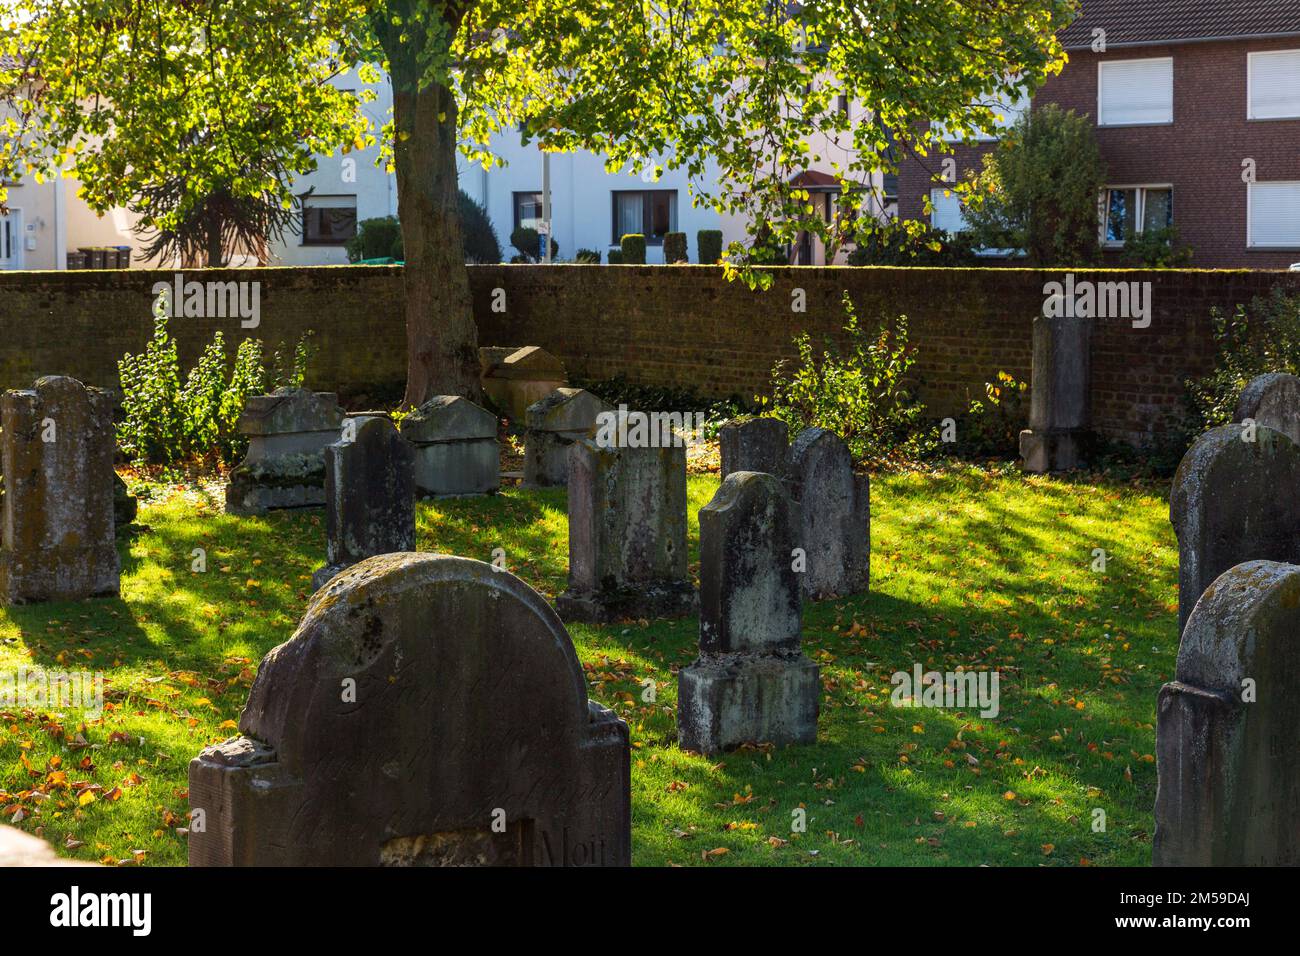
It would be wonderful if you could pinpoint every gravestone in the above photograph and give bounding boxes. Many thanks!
[0,376,120,604]
[401,395,499,497]
[312,417,415,590]
[1169,423,1300,633]
[789,427,870,599]
[678,472,818,754]
[1019,310,1092,473]
[524,387,611,487]
[719,417,789,480]
[190,553,631,866]
[556,441,696,622]
[1234,372,1300,446]
[480,346,567,422]
[226,387,343,515]
[1153,559,1300,866]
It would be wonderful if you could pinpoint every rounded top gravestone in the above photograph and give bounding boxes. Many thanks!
[1234,372,1300,446]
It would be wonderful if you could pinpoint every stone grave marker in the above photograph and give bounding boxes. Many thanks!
[401,395,499,497]
[1019,310,1091,473]
[0,376,119,603]
[190,553,631,866]
[312,416,415,590]
[225,387,343,515]
[678,471,819,754]
[719,417,789,480]
[1169,423,1300,633]
[480,346,567,422]
[789,427,869,599]
[1153,559,1300,866]
[1234,372,1300,446]
[556,440,696,622]
[523,387,611,487]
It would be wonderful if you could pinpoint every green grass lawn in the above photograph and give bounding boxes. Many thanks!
[0,464,1177,866]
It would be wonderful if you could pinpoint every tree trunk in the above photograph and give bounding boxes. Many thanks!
[388,52,483,407]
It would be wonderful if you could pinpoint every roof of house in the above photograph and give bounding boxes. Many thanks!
[1058,0,1300,49]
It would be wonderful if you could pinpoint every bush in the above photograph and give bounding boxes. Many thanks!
[956,371,1030,458]
[761,292,931,468]
[1121,225,1193,267]
[510,226,558,263]
[664,232,688,263]
[697,229,723,265]
[1188,287,1300,431]
[606,248,625,264]
[571,374,749,442]
[846,220,979,266]
[574,248,601,263]
[620,233,646,264]
[118,298,313,468]
[346,190,502,263]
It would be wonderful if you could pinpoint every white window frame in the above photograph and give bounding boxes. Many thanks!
[928,187,1017,257]
[1100,184,1174,248]
[1247,181,1300,249]
[1097,57,1174,127]
[1247,50,1300,121]
[0,208,23,269]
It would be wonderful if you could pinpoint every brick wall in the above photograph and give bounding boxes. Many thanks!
[2,264,1298,447]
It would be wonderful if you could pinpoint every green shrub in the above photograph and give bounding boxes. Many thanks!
[956,371,1029,458]
[620,233,646,264]
[574,248,601,263]
[118,298,313,468]
[571,374,749,442]
[345,216,402,263]
[510,226,558,262]
[1121,225,1193,267]
[697,229,723,265]
[664,232,688,263]
[460,192,502,263]
[345,190,501,263]
[1188,287,1300,431]
[607,248,624,264]
[761,292,931,468]
[846,220,979,266]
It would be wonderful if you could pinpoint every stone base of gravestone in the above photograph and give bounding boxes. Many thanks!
[556,581,698,623]
[225,388,343,515]
[0,376,119,604]
[1020,310,1091,474]
[1234,372,1300,446]
[523,388,611,488]
[191,553,631,866]
[678,653,820,754]
[401,395,499,497]
[1153,560,1300,866]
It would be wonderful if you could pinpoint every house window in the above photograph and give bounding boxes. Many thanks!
[1248,182,1300,248]
[1102,186,1172,245]
[612,190,677,244]
[1098,58,1173,126]
[302,195,357,245]
[513,191,544,231]
[1248,50,1300,120]
[929,188,968,233]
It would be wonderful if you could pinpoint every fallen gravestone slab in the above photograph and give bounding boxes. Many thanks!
[0,376,119,603]
[190,553,631,866]
[225,388,343,515]
[1153,559,1300,866]
[678,472,818,754]
[1169,423,1300,633]
[557,440,696,622]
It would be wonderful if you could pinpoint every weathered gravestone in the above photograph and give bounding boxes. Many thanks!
[480,346,568,422]
[1019,309,1092,473]
[789,427,869,599]
[312,417,415,590]
[1235,372,1300,446]
[401,395,499,497]
[1169,423,1300,633]
[190,553,631,866]
[524,387,611,487]
[226,388,343,515]
[719,417,789,480]
[678,472,819,754]
[556,440,696,622]
[0,376,119,604]
[1153,559,1300,866]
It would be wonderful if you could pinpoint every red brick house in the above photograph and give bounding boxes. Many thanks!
[895,0,1300,268]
